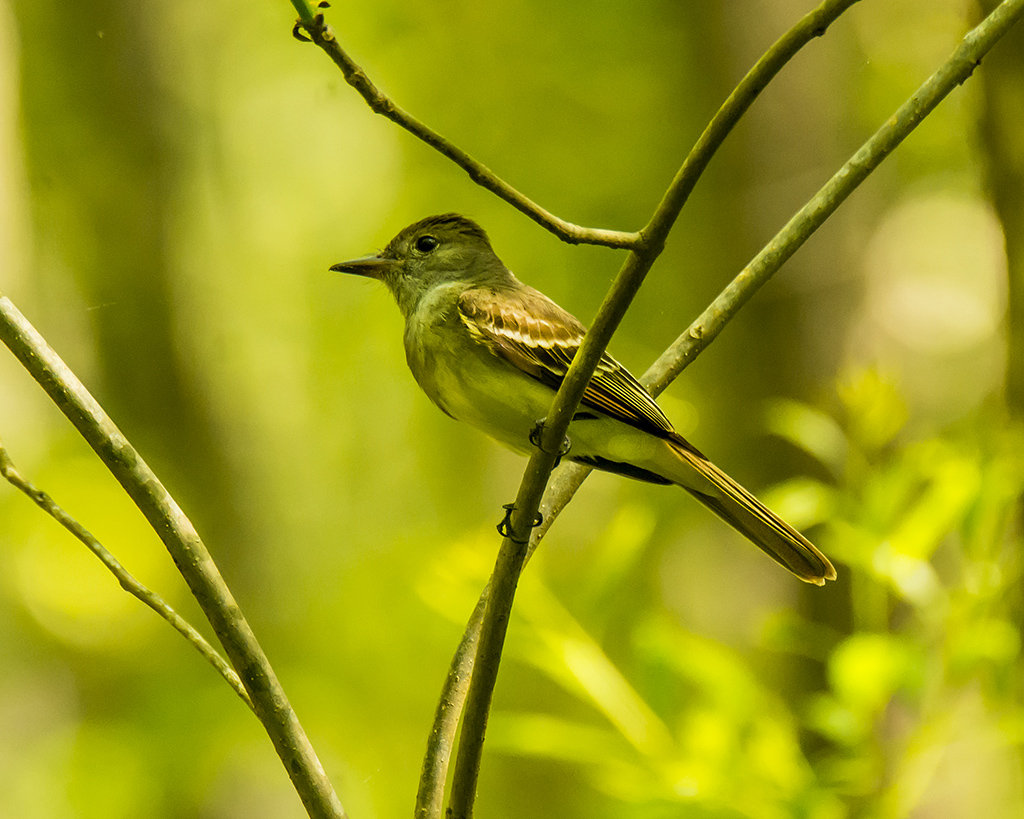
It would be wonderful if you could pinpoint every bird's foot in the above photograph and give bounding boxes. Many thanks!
[496,503,543,545]
[529,419,571,467]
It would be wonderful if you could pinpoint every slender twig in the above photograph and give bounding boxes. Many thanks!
[441,3,862,817]
[446,436,563,817]
[644,3,1024,394]
[414,589,486,819]
[414,465,585,818]
[292,13,638,248]
[646,0,863,245]
[436,1,1024,816]
[0,293,347,819]
[527,0,1024,554]
[0,440,254,709]
[289,0,316,25]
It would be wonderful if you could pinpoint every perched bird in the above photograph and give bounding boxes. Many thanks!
[332,214,836,585]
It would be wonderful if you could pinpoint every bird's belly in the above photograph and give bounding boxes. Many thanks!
[424,354,667,470]
[407,322,669,470]
[427,352,555,456]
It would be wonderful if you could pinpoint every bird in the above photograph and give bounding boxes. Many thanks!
[331,213,836,585]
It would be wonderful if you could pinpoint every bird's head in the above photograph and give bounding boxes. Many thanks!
[331,214,507,316]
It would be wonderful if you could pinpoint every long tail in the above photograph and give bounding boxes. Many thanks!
[666,435,836,585]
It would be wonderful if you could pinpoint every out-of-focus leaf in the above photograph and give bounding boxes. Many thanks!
[827,633,922,715]
[514,581,675,758]
[487,712,674,804]
[962,428,1024,563]
[764,398,848,474]
[857,454,928,534]
[633,615,767,719]
[486,712,630,765]
[414,530,493,622]
[826,519,883,570]
[575,502,658,613]
[807,694,871,746]
[760,610,840,662]
[761,477,838,531]
[836,369,908,452]
[871,544,947,610]
[887,441,980,560]
[947,617,1020,679]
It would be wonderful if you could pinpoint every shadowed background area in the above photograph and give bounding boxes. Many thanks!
[1,1,1023,817]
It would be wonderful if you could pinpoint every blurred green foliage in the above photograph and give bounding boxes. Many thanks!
[1,0,1023,817]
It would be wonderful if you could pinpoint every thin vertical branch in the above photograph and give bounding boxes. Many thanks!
[446,444,563,817]
[414,590,486,819]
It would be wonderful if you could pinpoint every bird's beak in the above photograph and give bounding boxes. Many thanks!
[329,255,394,279]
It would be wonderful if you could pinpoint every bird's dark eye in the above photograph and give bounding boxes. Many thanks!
[415,235,439,253]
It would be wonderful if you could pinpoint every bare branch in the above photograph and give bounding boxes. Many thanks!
[434,1,1024,816]
[292,11,640,249]
[535,0,1024,564]
[414,590,486,819]
[0,439,254,710]
[442,2,867,815]
[0,293,347,819]
[644,0,862,243]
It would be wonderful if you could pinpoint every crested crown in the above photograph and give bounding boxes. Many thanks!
[398,213,491,246]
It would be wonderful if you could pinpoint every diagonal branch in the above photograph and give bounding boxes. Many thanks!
[0,439,254,710]
[444,2,866,817]
[426,1,1024,816]
[291,2,638,248]
[545,0,1024,533]
[643,0,863,245]
[0,292,347,819]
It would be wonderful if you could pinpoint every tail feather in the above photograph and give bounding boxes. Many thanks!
[667,436,836,585]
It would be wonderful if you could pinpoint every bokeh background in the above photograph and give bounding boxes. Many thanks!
[2,0,1023,817]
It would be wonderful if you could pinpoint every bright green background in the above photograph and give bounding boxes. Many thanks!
[2,1,1023,817]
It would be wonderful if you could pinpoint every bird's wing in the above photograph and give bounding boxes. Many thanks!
[457,285,675,437]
